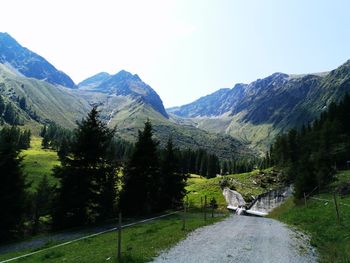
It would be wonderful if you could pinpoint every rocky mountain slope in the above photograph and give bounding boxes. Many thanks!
[0,32,75,88]
[168,61,350,151]
[78,70,168,118]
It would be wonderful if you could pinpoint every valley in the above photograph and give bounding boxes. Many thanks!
[1,28,350,263]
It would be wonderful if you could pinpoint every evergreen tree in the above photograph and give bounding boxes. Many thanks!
[159,138,186,210]
[0,127,27,241]
[4,104,18,125]
[19,97,26,110]
[57,137,70,161]
[53,107,119,229]
[0,95,5,116]
[120,120,161,215]
[32,175,53,234]
[199,153,208,177]
[40,125,47,137]
[207,154,218,178]
[42,135,50,149]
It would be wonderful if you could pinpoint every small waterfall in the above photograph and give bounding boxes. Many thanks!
[247,186,293,216]
[222,187,246,210]
[223,185,293,216]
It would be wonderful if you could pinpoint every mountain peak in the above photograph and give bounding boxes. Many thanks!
[0,32,76,88]
[79,70,168,118]
[113,70,141,82]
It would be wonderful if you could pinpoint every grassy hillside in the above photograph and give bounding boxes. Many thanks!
[72,89,254,158]
[0,63,90,129]
[186,169,283,210]
[21,137,60,192]
[269,170,350,263]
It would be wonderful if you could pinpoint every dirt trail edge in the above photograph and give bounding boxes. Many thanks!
[151,215,317,263]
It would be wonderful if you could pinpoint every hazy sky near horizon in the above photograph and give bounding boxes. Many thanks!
[1,0,349,107]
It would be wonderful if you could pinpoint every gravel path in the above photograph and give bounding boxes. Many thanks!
[151,215,317,263]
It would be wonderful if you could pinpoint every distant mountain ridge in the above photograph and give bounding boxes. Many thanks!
[0,33,252,158]
[0,32,75,88]
[168,60,350,151]
[2,32,350,157]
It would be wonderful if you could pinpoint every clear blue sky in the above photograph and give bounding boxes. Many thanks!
[0,0,349,107]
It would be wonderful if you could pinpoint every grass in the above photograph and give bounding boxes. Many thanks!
[21,137,60,192]
[0,212,224,263]
[186,169,282,210]
[269,170,350,263]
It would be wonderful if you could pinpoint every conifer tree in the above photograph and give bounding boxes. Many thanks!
[0,127,27,241]
[53,107,119,229]
[159,138,186,209]
[120,120,161,215]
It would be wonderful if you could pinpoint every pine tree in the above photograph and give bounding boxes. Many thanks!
[42,135,50,149]
[40,125,47,137]
[0,127,27,241]
[199,153,208,177]
[159,138,186,210]
[221,160,228,175]
[0,95,5,116]
[19,97,26,110]
[57,137,70,161]
[32,175,53,234]
[4,104,18,125]
[120,120,161,215]
[53,107,119,229]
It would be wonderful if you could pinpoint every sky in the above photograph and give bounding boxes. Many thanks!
[0,0,350,107]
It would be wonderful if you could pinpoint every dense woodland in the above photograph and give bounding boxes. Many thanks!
[270,94,350,198]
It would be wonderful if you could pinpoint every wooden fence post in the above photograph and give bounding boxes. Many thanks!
[182,196,188,230]
[201,196,203,212]
[333,192,340,224]
[204,195,207,222]
[118,212,122,262]
[303,192,307,207]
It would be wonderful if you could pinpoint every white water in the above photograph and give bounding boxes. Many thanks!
[223,185,293,216]
[248,186,293,215]
[222,187,246,210]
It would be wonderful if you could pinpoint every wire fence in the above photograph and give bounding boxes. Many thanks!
[0,195,218,263]
[304,186,350,225]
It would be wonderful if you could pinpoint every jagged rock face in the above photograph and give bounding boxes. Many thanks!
[0,32,75,88]
[79,70,169,118]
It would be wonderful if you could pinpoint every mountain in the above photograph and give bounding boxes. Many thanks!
[78,70,168,118]
[0,63,90,129]
[168,60,350,152]
[0,32,251,158]
[0,32,75,88]
[75,71,252,158]
[77,72,111,90]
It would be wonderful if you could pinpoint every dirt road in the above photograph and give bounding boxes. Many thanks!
[152,215,317,263]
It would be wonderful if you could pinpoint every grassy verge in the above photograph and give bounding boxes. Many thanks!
[0,212,224,263]
[269,170,350,263]
[21,137,60,192]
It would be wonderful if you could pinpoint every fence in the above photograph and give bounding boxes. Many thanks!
[304,186,350,225]
[1,195,218,263]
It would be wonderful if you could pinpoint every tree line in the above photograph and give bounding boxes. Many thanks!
[270,94,350,198]
[0,106,259,242]
[0,108,187,240]
[0,93,39,126]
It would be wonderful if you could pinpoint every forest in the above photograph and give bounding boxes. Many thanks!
[270,94,350,197]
